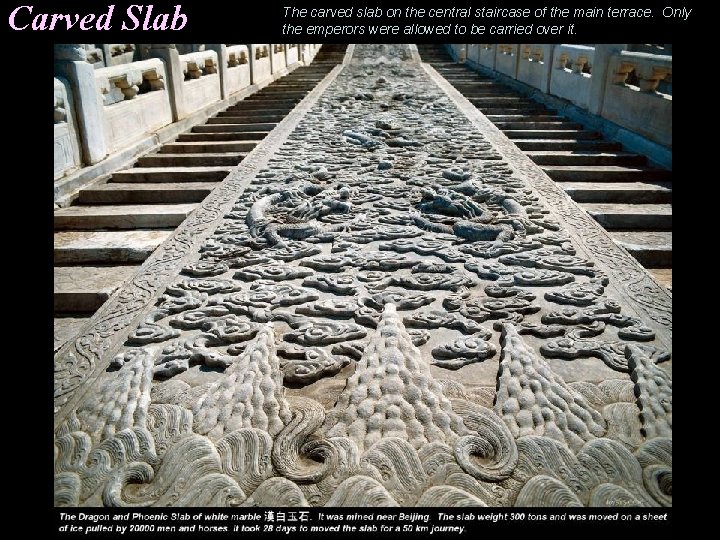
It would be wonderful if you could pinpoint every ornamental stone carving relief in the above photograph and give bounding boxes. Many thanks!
[54,45,671,508]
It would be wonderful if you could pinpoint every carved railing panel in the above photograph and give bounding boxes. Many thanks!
[226,45,248,68]
[250,44,272,84]
[179,50,222,114]
[555,44,594,74]
[180,50,219,81]
[224,45,251,95]
[95,59,167,106]
[611,52,671,94]
[93,58,173,153]
[603,51,672,146]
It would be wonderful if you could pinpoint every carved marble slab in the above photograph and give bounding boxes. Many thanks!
[54,44,671,508]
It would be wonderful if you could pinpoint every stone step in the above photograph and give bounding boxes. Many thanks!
[54,315,92,351]
[278,80,323,85]
[258,83,313,89]
[261,83,314,89]
[137,153,245,167]
[448,83,502,89]
[54,203,198,230]
[528,151,647,166]
[543,165,672,182]
[54,265,139,313]
[610,231,672,267]
[453,89,516,96]
[206,115,285,124]
[580,203,672,230]
[447,81,506,87]
[558,181,672,203]
[505,130,602,140]
[479,107,552,115]
[290,65,337,69]
[245,95,307,103]
[647,268,672,290]
[159,140,258,154]
[112,166,231,183]
[110,165,232,183]
[469,97,538,105]
[54,230,172,264]
[228,99,299,108]
[513,139,623,151]
[78,182,218,204]
[263,87,313,93]
[442,76,490,80]
[435,69,470,73]
[216,109,291,118]
[435,67,483,73]
[193,123,277,133]
[177,131,268,141]
[250,90,308,98]
[496,121,584,130]
[486,114,563,122]
[444,77,500,83]
[287,69,332,72]
[270,83,318,88]
[255,84,311,90]
[265,79,318,84]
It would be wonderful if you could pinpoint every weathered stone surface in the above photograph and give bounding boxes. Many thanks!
[54,265,138,312]
[54,203,199,229]
[54,230,172,264]
[54,45,671,508]
[78,182,218,204]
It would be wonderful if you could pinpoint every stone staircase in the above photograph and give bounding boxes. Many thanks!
[416,44,672,290]
[54,44,349,351]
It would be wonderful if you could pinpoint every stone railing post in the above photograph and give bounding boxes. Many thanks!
[543,44,556,92]
[207,44,229,99]
[588,44,628,115]
[270,44,287,74]
[483,44,497,70]
[246,43,257,82]
[146,44,186,121]
[285,44,300,67]
[248,44,272,85]
[494,44,521,79]
[466,43,478,64]
[516,44,555,92]
[54,77,82,179]
[549,45,595,108]
[54,44,107,165]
